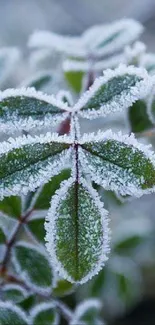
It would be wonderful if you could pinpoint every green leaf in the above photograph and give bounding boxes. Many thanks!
[0,196,21,218]
[45,178,109,284]
[0,227,6,243]
[0,134,70,198]
[76,66,151,119]
[53,279,74,297]
[128,100,153,133]
[30,303,59,325]
[64,70,84,93]
[80,130,155,196]
[0,88,69,132]
[2,284,28,303]
[26,216,45,243]
[12,242,54,292]
[0,302,29,325]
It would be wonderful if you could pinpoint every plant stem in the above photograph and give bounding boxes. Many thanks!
[0,208,33,275]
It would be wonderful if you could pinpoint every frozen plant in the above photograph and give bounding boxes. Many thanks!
[1,18,155,325]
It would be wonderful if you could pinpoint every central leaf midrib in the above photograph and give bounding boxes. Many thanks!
[0,147,67,181]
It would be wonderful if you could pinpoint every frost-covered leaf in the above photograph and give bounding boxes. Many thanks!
[82,19,143,57]
[29,19,143,60]
[2,284,28,303]
[70,299,102,325]
[0,196,21,218]
[65,70,84,93]
[0,301,29,325]
[30,302,59,325]
[74,65,152,119]
[0,47,21,87]
[53,278,75,297]
[12,242,54,293]
[79,130,155,196]
[21,71,53,91]
[0,88,70,133]
[0,133,71,199]
[45,177,110,284]
[128,100,153,133]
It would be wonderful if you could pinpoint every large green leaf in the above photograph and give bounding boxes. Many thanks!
[0,88,69,132]
[30,302,59,325]
[79,130,155,196]
[12,242,54,292]
[128,100,153,133]
[75,66,151,119]
[0,302,29,325]
[45,178,109,284]
[0,133,71,199]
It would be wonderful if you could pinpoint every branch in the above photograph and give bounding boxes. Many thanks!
[0,208,34,275]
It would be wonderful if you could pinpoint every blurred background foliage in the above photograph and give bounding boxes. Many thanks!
[1,1,155,324]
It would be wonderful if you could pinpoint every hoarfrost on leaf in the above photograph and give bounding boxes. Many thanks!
[73,65,152,119]
[45,177,110,284]
[0,87,71,133]
[79,129,155,197]
[0,132,72,199]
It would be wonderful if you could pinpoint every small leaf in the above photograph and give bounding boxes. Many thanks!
[21,71,53,91]
[30,302,59,325]
[82,19,143,57]
[0,301,29,325]
[74,65,152,119]
[0,133,71,199]
[2,284,28,303]
[53,278,74,297]
[45,177,110,284]
[0,88,70,133]
[65,70,84,93]
[128,100,153,133]
[79,130,155,196]
[147,91,155,125]
[0,196,21,218]
[70,299,102,325]
[12,242,54,293]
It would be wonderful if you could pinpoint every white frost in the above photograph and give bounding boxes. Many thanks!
[70,299,102,325]
[30,302,59,325]
[0,301,30,324]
